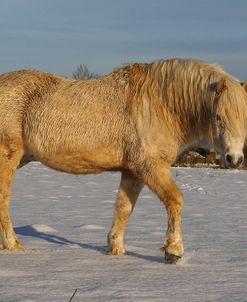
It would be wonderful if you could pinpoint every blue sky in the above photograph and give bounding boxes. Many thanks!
[1,0,247,79]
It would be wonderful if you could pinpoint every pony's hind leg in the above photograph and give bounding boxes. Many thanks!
[0,136,24,250]
[108,170,143,255]
[144,163,184,264]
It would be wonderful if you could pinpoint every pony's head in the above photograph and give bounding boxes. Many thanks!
[211,79,247,168]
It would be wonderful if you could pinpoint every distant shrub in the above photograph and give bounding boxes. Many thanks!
[72,64,100,80]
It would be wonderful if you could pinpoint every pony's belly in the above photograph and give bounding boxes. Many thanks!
[37,150,123,174]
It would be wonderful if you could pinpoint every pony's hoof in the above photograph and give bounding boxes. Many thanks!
[165,252,181,264]
[108,247,126,256]
[2,240,24,251]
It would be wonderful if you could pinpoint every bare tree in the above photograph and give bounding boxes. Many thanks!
[72,64,100,80]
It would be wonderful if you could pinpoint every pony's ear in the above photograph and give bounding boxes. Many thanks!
[216,79,227,95]
[241,80,247,93]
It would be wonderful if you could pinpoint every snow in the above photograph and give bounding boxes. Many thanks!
[0,163,247,301]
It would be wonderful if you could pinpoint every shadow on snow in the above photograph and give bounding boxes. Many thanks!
[15,225,164,264]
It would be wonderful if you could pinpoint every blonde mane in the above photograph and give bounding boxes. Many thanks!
[111,59,247,145]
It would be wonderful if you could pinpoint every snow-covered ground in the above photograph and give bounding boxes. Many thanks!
[0,163,246,302]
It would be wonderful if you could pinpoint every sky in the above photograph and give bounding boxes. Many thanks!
[0,0,247,79]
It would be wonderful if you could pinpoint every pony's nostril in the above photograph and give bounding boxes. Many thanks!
[226,154,233,164]
[225,153,244,167]
[237,156,244,166]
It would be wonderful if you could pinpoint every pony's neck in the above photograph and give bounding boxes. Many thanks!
[162,105,214,159]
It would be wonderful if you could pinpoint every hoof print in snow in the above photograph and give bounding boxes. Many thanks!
[164,252,181,264]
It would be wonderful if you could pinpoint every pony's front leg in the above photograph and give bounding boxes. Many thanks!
[144,163,184,264]
[0,139,24,250]
[108,170,143,255]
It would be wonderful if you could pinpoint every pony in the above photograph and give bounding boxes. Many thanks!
[1,59,247,264]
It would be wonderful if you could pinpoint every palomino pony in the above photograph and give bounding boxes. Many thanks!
[1,59,247,264]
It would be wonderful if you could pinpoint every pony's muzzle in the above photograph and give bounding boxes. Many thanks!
[225,153,244,168]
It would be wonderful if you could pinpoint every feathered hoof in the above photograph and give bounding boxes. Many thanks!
[108,247,126,256]
[1,239,24,251]
[165,252,181,264]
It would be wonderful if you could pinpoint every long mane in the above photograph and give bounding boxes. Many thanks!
[110,59,247,143]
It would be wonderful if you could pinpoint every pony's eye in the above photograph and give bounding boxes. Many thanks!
[216,114,222,123]
[216,114,225,133]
